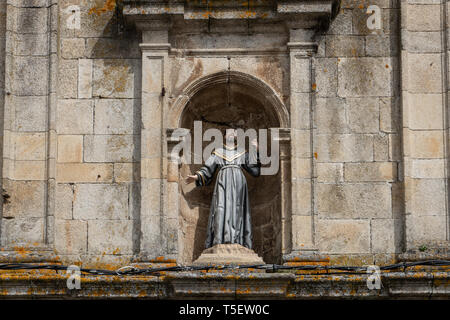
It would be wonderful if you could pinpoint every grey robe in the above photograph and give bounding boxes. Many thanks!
[195,146,261,249]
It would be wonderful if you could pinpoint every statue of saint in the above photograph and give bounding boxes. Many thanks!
[185,129,261,250]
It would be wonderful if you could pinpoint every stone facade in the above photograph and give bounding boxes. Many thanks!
[0,0,448,274]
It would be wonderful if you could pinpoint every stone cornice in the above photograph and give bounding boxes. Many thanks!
[0,269,448,299]
[122,0,340,31]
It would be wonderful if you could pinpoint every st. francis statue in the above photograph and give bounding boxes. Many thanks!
[185,129,261,250]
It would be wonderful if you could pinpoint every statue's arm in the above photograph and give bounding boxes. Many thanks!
[243,151,261,177]
[195,154,218,186]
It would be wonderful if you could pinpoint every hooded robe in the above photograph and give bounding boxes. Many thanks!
[195,145,261,249]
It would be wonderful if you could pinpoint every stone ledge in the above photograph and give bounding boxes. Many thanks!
[193,244,265,266]
[0,248,59,264]
[0,269,448,299]
[397,246,449,262]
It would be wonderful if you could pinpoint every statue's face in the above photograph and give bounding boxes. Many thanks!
[225,129,237,143]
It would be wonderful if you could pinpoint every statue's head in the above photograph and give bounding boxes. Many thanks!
[224,128,238,144]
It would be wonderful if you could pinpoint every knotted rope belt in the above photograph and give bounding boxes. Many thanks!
[219,164,241,172]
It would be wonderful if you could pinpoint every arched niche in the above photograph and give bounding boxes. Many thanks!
[168,72,290,264]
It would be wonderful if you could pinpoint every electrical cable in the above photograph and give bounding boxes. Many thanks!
[0,260,448,276]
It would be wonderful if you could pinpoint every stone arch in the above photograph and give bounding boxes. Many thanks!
[168,71,290,129]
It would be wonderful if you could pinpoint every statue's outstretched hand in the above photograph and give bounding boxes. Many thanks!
[185,174,198,184]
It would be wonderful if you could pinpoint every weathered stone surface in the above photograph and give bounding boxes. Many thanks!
[389,133,402,161]
[366,35,399,57]
[15,7,48,34]
[407,178,446,216]
[407,54,442,93]
[56,100,93,134]
[140,214,161,255]
[371,219,401,253]
[55,183,73,219]
[87,220,133,255]
[291,158,311,179]
[193,244,265,265]
[402,31,442,53]
[60,3,117,38]
[406,215,447,245]
[14,33,49,56]
[1,217,44,245]
[232,56,288,97]
[314,97,347,133]
[406,4,441,32]
[141,157,165,179]
[13,132,46,160]
[315,134,373,162]
[78,59,92,99]
[61,38,85,59]
[290,92,310,129]
[328,8,352,34]
[380,97,400,133]
[57,135,83,163]
[290,56,311,93]
[347,97,379,133]
[408,94,444,130]
[374,134,389,161]
[12,160,46,180]
[410,159,445,179]
[317,219,370,253]
[292,215,313,249]
[409,130,444,158]
[317,183,391,218]
[171,57,228,95]
[316,162,343,183]
[94,99,137,134]
[93,59,140,99]
[313,58,338,97]
[2,180,45,218]
[341,0,393,9]
[114,163,139,183]
[73,184,129,220]
[338,58,393,97]
[84,134,138,162]
[344,162,397,182]
[291,130,311,158]
[55,219,87,254]
[86,38,141,59]
[56,163,113,183]
[12,56,48,95]
[58,59,78,99]
[326,35,365,57]
[13,96,48,132]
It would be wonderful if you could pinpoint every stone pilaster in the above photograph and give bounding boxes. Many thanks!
[400,0,449,251]
[1,0,58,248]
[138,20,173,261]
[287,29,318,256]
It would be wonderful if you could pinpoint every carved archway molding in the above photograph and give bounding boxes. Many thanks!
[169,70,290,129]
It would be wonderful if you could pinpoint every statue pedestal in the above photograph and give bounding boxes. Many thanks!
[193,244,265,266]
